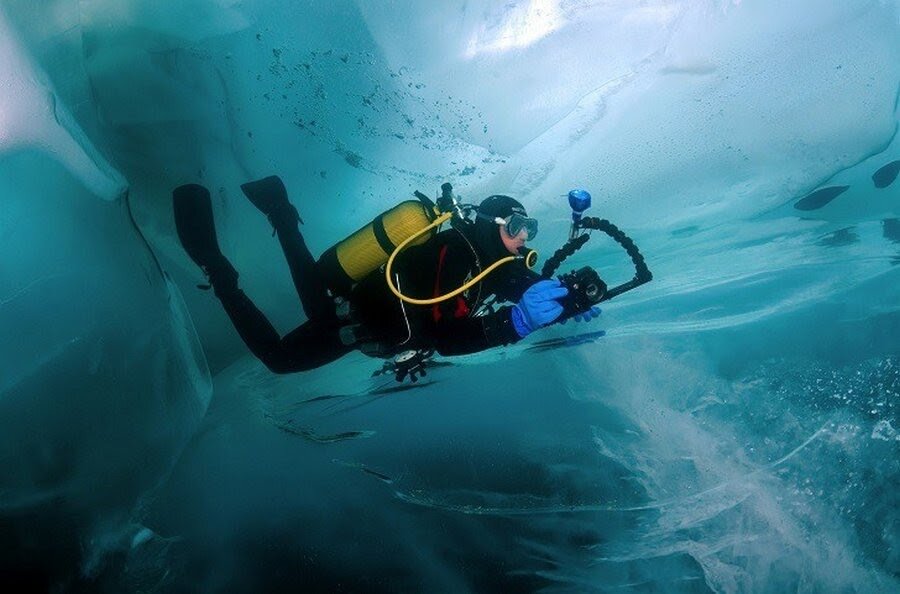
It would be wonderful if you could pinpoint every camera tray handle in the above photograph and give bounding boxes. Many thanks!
[541,217,652,303]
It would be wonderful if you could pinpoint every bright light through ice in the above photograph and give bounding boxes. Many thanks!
[465,0,564,58]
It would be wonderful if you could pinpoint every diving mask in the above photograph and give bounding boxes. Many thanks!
[476,211,538,241]
[499,213,538,241]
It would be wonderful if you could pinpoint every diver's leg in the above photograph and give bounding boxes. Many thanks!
[272,213,337,322]
[204,267,343,374]
[240,176,336,322]
[211,268,284,367]
[263,320,353,372]
[173,183,319,372]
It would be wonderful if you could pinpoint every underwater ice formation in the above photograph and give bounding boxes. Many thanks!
[1,0,898,591]
[0,5,211,584]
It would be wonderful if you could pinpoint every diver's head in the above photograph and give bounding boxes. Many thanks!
[500,221,528,254]
[472,195,538,260]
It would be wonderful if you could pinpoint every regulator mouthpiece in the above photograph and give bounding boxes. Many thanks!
[519,247,539,269]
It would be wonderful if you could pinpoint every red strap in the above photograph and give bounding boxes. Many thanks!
[432,245,448,322]
[431,245,471,322]
[454,297,470,318]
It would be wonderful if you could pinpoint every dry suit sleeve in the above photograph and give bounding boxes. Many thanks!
[431,306,521,356]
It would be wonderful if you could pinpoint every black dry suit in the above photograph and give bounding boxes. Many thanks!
[349,195,541,357]
[203,192,541,374]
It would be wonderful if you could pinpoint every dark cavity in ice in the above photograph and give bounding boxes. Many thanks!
[794,185,849,211]
[872,160,900,189]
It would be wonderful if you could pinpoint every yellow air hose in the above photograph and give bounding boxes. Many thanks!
[385,211,538,305]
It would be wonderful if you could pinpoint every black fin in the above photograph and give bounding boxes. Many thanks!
[240,175,301,225]
[172,184,224,269]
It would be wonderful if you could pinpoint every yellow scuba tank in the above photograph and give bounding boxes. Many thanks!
[317,198,438,296]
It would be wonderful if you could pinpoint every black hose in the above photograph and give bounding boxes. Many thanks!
[541,233,590,277]
[541,217,652,301]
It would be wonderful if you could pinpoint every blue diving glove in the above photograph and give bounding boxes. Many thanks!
[560,306,602,324]
[511,279,569,338]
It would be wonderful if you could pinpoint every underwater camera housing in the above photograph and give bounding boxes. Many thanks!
[558,266,607,317]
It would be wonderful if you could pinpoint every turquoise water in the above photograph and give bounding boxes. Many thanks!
[0,1,898,592]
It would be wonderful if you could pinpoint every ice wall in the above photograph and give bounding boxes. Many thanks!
[0,7,124,198]
[0,5,211,582]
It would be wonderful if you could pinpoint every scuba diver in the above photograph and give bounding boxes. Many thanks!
[172,176,601,376]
